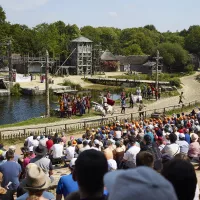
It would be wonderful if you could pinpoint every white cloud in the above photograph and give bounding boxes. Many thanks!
[108,12,118,17]
[0,0,49,11]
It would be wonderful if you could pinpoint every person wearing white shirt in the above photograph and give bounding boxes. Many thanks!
[29,135,39,147]
[65,141,75,161]
[50,140,63,159]
[25,133,34,147]
[122,136,140,168]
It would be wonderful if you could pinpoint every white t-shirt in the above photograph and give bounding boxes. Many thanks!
[115,131,122,139]
[30,139,39,147]
[123,145,140,164]
[65,146,75,160]
[51,144,63,159]
[26,136,33,147]
[107,159,117,171]
[162,143,180,157]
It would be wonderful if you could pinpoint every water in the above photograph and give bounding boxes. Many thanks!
[0,96,57,125]
[0,93,121,125]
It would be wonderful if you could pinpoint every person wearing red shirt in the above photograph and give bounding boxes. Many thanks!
[46,136,54,151]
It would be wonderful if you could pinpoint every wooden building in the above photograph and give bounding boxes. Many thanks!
[70,36,93,75]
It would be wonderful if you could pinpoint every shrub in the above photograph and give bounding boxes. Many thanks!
[184,64,194,73]
[63,80,82,91]
[169,78,181,87]
[10,83,21,96]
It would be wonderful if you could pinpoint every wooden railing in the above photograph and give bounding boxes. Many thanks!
[0,100,199,140]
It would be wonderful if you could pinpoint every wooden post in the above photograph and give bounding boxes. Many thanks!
[131,113,133,121]
[45,50,50,117]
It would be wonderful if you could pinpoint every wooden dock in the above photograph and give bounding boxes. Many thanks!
[87,77,170,87]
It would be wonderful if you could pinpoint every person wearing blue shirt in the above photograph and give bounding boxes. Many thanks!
[144,127,154,143]
[56,158,78,200]
[184,130,191,144]
[0,150,22,200]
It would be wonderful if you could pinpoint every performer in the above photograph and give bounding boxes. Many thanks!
[179,92,184,104]
[106,91,111,99]
[121,89,126,100]
[103,95,108,113]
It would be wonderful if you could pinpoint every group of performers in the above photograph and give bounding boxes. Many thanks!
[59,94,92,118]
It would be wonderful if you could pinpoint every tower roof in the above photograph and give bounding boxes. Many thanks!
[71,36,93,43]
[101,50,117,61]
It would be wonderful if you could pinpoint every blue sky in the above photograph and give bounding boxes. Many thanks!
[0,0,200,32]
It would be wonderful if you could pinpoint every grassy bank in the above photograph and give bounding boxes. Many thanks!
[0,111,99,129]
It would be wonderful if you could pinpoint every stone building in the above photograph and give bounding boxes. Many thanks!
[70,36,93,75]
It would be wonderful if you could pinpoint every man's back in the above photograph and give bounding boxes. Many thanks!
[51,144,63,158]
[124,146,140,163]
[56,173,78,198]
[66,146,75,160]
[79,145,90,153]
[30,156,52,175]
[0,161,21,190]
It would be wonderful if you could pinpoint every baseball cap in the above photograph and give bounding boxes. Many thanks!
[94,139,100,145]
[179,133,185,139]
[69,158,77,168]
[29,146,33,152]
[104,167,178,200]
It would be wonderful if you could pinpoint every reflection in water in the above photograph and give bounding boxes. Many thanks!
[0,93,120,125]
[0,96,57,125]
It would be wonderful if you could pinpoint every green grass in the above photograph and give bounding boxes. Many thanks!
[165,103,200,116]
[0,110,100,129]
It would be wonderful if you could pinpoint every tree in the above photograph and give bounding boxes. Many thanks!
[144,25,157,31]
[123,44,143,55]
[185,26,200,54]
[156,43,189,72]
[0,6,6,23]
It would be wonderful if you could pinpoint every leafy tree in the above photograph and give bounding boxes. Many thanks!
[185,26,200,54]
[156,43,189,72]
[0,6,6,23]
[123,44,143,55]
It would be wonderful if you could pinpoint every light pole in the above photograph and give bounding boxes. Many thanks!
[45,50,50,117]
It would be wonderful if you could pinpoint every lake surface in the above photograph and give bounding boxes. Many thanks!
[0,93,120,125]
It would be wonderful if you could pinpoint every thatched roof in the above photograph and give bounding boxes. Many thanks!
[71,36,93,43]
[116,55,149,65]
[101,50,117,61]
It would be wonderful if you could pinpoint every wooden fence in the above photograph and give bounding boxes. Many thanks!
[0,100,199,140]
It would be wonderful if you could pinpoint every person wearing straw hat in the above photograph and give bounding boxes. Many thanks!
[19,164,53,200]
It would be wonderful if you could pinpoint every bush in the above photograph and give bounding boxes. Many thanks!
[184,64,194,73]
[10,83,21,96]
[63,80,82,91]
[169,78,181,87]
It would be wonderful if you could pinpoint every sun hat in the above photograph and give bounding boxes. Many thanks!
[33,144,47,156]
[104,167,178,200]
[69,158,77,168]
[9,145,16,151]
[21,164,50,190]
[190,133,198,142]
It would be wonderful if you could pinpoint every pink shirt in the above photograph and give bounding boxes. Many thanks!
[23,157,31,169]
[188,142,200,158]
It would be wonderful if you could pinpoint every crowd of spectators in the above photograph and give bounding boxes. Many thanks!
[0,109,199,199]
